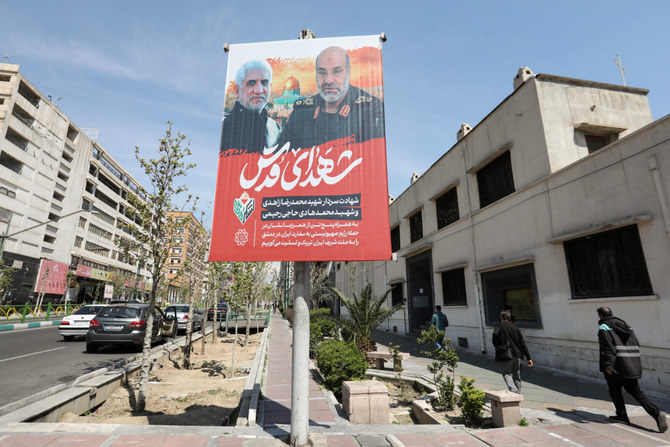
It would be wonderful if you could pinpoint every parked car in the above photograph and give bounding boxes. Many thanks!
[164,304,204,333]
[59,304,108,341]
[86,304,177,353]
[207,302,229,321]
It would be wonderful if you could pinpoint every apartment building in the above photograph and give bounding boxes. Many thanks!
[335,67,670,393]
[164,211,209,304]
[0,63,151,304]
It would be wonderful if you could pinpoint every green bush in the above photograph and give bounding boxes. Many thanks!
[315,340,367,397]
[458,376,485,428]
[309,310,338,358]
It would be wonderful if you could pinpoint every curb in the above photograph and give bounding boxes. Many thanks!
[0,320,62,332]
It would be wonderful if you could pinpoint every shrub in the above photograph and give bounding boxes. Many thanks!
[315,339,367,397]
[309,309,338,358]
[458,376,485,428]
[417,327,459,410]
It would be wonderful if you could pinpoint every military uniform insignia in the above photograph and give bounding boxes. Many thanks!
[313,106,320,119]
[339,105,350,117]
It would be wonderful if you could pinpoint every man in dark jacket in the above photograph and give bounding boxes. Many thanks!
[219,59,280,154]
[492,311,533,393]
[278,46,384,150]
[597,306,667,432]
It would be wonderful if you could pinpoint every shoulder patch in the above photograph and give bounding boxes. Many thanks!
[293,98,315,108]
[339,105,350,117]
[599,323,612,331]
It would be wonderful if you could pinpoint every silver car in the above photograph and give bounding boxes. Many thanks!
[86,304,177,353]
[59,304,108,341]
[164,304,204,333]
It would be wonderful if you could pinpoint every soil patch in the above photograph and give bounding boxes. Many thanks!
[59,331,262,426]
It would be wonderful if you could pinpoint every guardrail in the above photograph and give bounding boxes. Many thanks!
[0,303,84,323]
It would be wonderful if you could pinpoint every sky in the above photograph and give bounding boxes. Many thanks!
[3,1,669,230]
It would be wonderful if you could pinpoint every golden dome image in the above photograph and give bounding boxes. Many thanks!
[284,76,300,90]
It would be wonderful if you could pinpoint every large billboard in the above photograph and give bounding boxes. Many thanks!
[34,259,69,295]
[210,35,390,261]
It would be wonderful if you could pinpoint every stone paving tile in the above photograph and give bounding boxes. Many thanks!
[473,429,531,445]
[543,423,595,438]
[0,434,62,447]
[524,440,581,447]
[264,409,291,424]
[109,435,167,446]
[48,435,119,447]
[354,434,391,447]
[144,436,211,447]
[326,434,357,447]
[215,438,245,447]
[394,433,483,446]
[498,427,557,442]
[309,409,335,423]
[565,436,628,447]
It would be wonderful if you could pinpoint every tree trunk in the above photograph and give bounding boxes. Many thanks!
[244,301,251,347]
[182,294,194,369]
[136,294,157,412]
[212,291,218,344]
[231,315,238,378]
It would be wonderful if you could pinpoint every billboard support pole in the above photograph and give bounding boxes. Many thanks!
[290,261,310,446]
[290,29,315,447]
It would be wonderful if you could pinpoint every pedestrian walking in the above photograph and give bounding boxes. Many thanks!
[597,306,667,432]
[492,310,533,393]
[430,305,449,350]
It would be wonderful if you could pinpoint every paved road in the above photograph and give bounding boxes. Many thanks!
[0,322,212,408]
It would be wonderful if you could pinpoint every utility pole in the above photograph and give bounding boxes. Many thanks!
[290,27,315,447]
[614,54,626,86]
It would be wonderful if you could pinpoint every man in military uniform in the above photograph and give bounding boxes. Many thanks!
[279,46,384,150]
[220,59,280,154]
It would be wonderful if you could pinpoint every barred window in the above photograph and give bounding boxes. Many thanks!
[477,151,515,208]
[409,211,423,243]
[391,283,403,307]
[436,188,459,229]
[564,225,652,299]
[441,268,467,306]
[390,226,400,252]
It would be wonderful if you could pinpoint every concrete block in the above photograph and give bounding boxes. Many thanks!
[485,390,523,427]
[342,380,389,424]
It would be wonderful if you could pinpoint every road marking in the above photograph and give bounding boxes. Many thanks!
[0,347,66,363]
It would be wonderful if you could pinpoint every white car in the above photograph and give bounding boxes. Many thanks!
[59,304,108,341]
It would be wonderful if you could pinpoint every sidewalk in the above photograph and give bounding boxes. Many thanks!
[0,312,668,447]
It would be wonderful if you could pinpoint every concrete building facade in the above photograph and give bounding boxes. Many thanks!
[0,63,152,304]
[164,211,209,304]
[335,67,670,393]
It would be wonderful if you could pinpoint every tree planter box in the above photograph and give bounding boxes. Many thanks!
[342,380,389,424]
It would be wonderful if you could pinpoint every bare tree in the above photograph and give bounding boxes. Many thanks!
[119,122,195,412]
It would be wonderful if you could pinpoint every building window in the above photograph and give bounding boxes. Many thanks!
[74,236,83,248]
[564,225,652,299]
[441,268,467,306]
[482,264,541,328]
[477,151,515,208]
[409,211,423,243]
[390,283,403,307]
[170,257,181,264]
[585,135,610,153]
[390,226,400,252]
[436,188,459,229]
